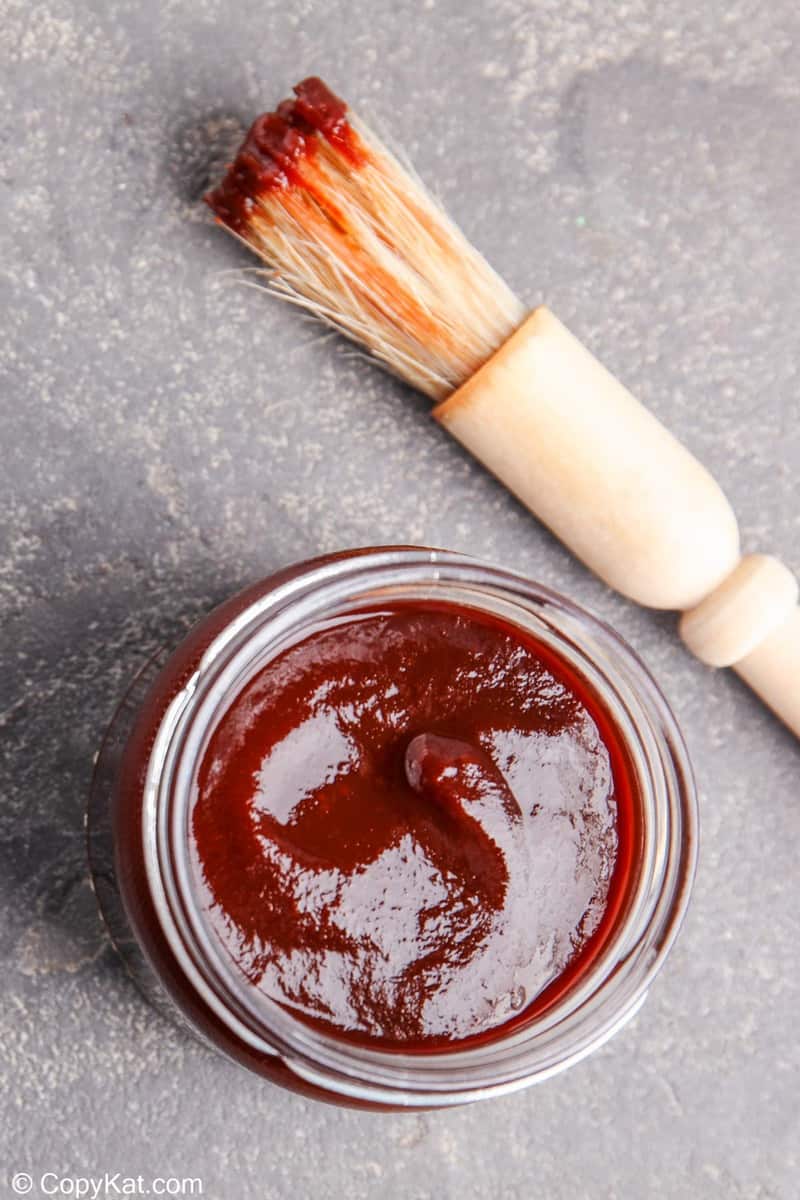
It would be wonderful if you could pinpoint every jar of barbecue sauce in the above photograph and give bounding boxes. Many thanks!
[88,548,697,1108]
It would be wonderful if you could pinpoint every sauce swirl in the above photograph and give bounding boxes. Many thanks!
[191,603,636,1047]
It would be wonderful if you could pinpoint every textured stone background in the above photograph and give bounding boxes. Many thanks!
[1,0,798,1196]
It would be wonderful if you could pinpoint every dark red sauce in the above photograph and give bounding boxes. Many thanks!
[191,602,638,1050]
[206,77,361,233]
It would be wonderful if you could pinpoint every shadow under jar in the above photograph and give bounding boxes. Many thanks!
[88,547,697,1109]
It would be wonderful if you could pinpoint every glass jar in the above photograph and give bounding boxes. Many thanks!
[88,547,697,1109]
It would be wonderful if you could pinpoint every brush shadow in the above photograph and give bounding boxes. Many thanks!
[165,108,249,207]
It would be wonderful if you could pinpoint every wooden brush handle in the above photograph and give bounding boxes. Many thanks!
[681,556,800,735]
[434,307,800,739]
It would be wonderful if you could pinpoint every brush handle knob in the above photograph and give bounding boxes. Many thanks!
[679,555,798,666]
[680,556,800,737]
[434,306,799,739]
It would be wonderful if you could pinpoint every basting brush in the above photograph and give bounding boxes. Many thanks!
[205,76,800,740]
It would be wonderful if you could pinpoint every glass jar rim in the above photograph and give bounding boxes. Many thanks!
[143,547,698,1106]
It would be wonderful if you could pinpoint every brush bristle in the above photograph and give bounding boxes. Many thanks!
[206,78,525,400]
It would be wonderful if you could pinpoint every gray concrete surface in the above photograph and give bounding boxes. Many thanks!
[1,0,798,1196]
